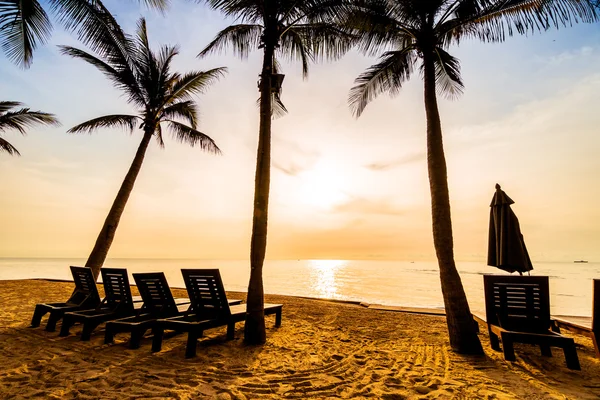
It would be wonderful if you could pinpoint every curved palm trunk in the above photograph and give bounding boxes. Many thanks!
[244,38,276,344]
[422,54,483,354]
[84,128,154,279]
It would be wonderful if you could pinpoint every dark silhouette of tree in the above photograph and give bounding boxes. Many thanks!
[346,0,596,354]
[0,101,60,155]
[0,0,167,68]
[199,0,352,344]
[61,17,225,279]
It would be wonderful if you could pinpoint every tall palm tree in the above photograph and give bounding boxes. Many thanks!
[61,17,226,280]
[200,0,352,344]
[346,0,596,354]
[0,101,60,155]
[0,0,167,68]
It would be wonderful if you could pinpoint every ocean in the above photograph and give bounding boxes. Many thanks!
[0,258,597,317]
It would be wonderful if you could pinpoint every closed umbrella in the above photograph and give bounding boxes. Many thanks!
[487,183,533,275]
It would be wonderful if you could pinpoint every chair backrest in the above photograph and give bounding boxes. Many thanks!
[181,269,231,320]
[67,266,101,306]
[101,268,134,312]
[593,279,599,333]
[483,275,551,333]
[132,272,179,318]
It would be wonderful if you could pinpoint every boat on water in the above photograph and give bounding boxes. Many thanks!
[573,260,588,263]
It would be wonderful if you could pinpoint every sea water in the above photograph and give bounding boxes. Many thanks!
[0,258,597,317]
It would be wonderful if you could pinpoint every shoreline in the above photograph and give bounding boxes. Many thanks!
[1,279,600,399]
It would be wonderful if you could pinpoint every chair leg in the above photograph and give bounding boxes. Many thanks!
[227,323,236,340]
[45,312,61,332]
[563,342,581,370]
[31,306,48,328]
[59,315,74,337]
[500,333,516,361]
[275,310,282,327]
[105,325,115,344]
[129,328,146,349]
[489,328,501,351]
[81,322,100,341]
[185,332,198,358]
[151,327,164,353]
[540,344,552,357]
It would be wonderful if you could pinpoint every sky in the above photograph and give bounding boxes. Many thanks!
[1,1,599,262]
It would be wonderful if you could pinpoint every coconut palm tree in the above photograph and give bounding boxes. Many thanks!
[60,17,226,280]
[0,0,166,68]
[199,0,352,344]
[346,0,596,354]
[0,101,60,155]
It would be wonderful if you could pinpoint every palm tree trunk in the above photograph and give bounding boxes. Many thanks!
[244,37,276,345]
[422,53,483,354]
[84,128,154,279]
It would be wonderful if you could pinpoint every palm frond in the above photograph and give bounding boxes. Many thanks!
[440,0,597,44]
[284,23,355,65]
[164,67,227,106]
[0,136,20,155]
[162,101,198,128]
[59,45,145,107]
[0,107,60,134]
[434,47,464,99]
[344,0,417,56]
[155,122,164,148]
[49,0,135,62]
[0,101,23,113]
[137,0,170,12]
[255,93,289,119]
[165,120,221,154]
[279,28,312,78]
[204,0,264,22]
[68,114,140,134]
[0,0,52,68]
[198,24,263,59]
[349,47,418,117]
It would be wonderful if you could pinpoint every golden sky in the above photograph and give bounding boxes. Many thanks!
[1,2,599,262]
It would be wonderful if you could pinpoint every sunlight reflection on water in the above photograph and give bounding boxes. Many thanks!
[309,259,346,299]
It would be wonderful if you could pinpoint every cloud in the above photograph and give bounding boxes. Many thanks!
[365,151,425,171]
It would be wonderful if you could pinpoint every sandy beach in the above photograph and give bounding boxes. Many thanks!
[1,280,599,399]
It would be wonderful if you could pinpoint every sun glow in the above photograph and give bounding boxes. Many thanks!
[296,160,348,210]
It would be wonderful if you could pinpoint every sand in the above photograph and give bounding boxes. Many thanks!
[0,280,599,399]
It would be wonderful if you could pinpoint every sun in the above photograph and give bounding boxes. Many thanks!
[296,160,348,209]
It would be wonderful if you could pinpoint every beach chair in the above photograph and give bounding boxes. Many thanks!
[483,275,580,370]
[552,279,599,358]
[103,272,191,349]
[59,268,137,340]
[30,266,101,332]
[151,269,282,358]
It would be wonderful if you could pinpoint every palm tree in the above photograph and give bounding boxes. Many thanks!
[60,17,226,280]
[0,0,167,68]
[200,0,352,344]
[346,0,596,354]
[0,101,60,155]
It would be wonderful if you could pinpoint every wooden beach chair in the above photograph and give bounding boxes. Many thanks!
[59,268,137,340]
[552,279,599,358]
[483,275,580,370]
[103,272,191,349]
[151,269,282,358]
[104,272,239,349]
[30,266,101,332]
